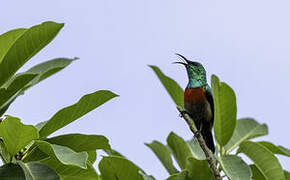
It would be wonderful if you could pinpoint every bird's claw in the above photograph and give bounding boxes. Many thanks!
[179,110,188,117]
[195,130,201,138]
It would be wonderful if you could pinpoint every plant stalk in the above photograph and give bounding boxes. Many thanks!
[177,106,222,180]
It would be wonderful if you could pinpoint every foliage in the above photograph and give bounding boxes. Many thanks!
[148,66,290,179]
[0,21,289,180]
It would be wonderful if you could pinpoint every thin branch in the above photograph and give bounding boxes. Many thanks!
[177,106,222,180]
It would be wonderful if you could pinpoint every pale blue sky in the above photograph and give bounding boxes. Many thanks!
[2,0,290,178]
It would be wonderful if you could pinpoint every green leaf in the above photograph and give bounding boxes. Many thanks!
[23,57,76,90]
[166,171,189,180]
[224,118,268,154]
[0,21,64,86]
[41,157,99,180]
[24,141,88,169]
[219,155,251,180]
[187,138,206,160]
[17,161,60,180]
[0,28,26,63]
[0,73,37,115]
[99,156,145,180]
[52,144,88,169]
[250,166,290,180]
[39,90,118,138]
[211,75,237,146]
[0,163,25,180]
[46,133,111,152]
[145,141,178,174]
[149,65,184,108]
[258,141,290,157]
[0,115,39,156]
[186,157,213,180]
[167,132,193,169]
[238,141,286,180]
[250,165,266,180]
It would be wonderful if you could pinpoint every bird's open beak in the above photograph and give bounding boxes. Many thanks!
[173,53,189,66]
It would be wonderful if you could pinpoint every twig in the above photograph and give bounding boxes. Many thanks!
[177,106,222,180]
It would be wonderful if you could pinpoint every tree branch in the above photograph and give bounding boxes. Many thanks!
[177,106,222,180]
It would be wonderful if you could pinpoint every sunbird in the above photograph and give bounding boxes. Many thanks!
[174,54,215,153]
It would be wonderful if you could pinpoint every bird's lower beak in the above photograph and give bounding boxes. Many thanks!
[172,61,187,66]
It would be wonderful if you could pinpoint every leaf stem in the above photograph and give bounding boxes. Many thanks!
[177,106,222,180]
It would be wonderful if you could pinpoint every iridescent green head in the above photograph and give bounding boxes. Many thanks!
[174,53,207,89]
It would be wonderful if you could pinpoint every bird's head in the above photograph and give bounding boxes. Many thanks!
[174,53,207,88]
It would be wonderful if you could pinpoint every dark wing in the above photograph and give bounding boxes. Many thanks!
[205,84,214,124]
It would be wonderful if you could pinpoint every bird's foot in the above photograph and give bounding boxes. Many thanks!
[179,110,188,117]
[195,130,202,138]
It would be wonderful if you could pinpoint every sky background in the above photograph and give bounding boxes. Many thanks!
[1,0,290,178]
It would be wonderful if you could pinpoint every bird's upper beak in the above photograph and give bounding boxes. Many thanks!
[173,53,190,66]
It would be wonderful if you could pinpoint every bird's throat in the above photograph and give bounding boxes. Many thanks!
[186,77,207,89]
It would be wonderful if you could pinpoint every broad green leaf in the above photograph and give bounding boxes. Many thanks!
[167,132,193,169]
[249,165,289,180]
[0,21,64,86]
[17,161,60,180]
[258,141,290,157]
[46,133,111,152]
[52,144,88,169]
[23,57,77,90]
[238,141,285,180]
[250,165,266,180]
[0,28,26,63]
[41,157,99,180]
[149,65,184,108]
[99,156,145,180]
[0,73,37,114]
[24,141,88,169]
[0,163,25,179]
[211,75,237,146]
[0,115,38,156]
[219,155,251,180]
[145,141,178,174]
[39,90,118,138]
[186,157,213,180]
[224,118,268,154]
[187,138,206,160]
[166,171,189,180]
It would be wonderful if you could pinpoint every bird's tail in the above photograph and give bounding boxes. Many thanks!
[201,129,215,153]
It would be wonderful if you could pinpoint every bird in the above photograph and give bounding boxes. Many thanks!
[174,53,215,153]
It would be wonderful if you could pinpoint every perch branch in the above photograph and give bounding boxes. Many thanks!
[177,106,222,180]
